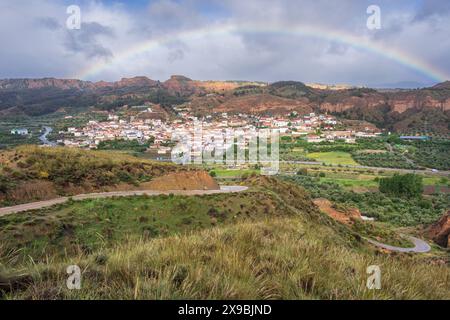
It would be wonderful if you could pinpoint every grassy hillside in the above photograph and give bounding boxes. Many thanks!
[0,146,196,207]
[0,176,449,299]
[0,186,297,262]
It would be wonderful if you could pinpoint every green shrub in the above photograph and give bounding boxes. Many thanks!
[379,174,423,198]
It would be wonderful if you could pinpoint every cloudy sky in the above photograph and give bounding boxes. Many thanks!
[1,0,449,87]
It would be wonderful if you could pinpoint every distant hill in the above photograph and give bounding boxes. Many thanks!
[268,81,317,99]
[372,81,433,89]
[0,76,449,135]
[306,82,358,90]
[432,81,450,90]
[0,76,267,117]
[215,93,314,115]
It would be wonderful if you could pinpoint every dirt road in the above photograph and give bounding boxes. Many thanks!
[0,186,249,217]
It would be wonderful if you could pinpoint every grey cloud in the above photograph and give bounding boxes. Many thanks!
[414,0,450,21]
[146,0,208,31]
[63,22,115,59]
[36,17,61,30]
[127,25,153,37]
[219,0,368,30]
[168,49,185,63]
[122,0,208,49]
[326,42,349,55]
[370,17,406,41]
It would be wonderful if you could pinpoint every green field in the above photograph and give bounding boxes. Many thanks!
[423,176,450,186]
[307,152,359,166]
[320,177,378,189]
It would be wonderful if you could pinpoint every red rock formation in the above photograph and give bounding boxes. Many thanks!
[313,198,362,226]
[144,171,220,191]
[162,75,202,96]
[113,76,158,88]
[426,211,450,248]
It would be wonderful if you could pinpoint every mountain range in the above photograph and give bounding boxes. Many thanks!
[0,76,449,135]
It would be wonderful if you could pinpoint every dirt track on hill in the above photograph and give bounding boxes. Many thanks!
[0,186,248,217]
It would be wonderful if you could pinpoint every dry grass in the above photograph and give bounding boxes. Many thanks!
[6,181,57,203]
[0,146,211,206]
[4,216,449,300]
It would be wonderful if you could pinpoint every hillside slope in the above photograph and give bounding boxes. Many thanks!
[0,76,256,117]
[215,93,313,115]
[1,176,449,299]
[0,146,214,207]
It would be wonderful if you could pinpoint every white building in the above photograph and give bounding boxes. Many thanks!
[10,128,29,135]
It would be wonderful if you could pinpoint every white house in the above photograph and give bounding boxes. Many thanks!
[10,128,29,135]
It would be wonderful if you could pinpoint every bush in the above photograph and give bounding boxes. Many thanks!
[418,199,432,209]
[0,175,11,193]
[379,174,423,198]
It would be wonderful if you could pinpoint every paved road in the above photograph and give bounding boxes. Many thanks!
[279,161,450,176]
[0,186,248,217]
[39,126,57,146]
[140,158,450,176]
[366,235,431,253]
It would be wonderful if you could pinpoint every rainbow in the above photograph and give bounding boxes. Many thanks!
[74,23,449,82]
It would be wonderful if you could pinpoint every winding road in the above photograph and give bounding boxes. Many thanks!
[0,186,248,217]
[39,126,57,146]
[366,235,431,253]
